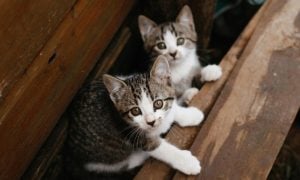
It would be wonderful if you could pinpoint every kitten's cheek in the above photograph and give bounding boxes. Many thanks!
[156,117,162,126]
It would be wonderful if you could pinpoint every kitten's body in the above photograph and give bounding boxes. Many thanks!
[65,57,203,179]
[139,5,222,104]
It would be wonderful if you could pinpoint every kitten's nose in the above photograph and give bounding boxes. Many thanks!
[147,120,156,127]
[169,51,177,58]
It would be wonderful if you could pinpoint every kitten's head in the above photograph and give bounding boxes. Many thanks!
[138,5,197,65]
[103,56,175,133]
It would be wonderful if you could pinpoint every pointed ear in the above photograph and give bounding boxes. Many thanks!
[176,5,195,31]
[103,74,127,95]
[150,55,171,85]
[138,15,157,42]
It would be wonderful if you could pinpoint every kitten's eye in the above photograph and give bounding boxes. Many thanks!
[157,42,166,50]
[130,107,141,116]
[153,99,163,110]
[177,37,185,46]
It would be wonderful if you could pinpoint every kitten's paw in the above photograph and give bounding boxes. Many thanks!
[173,150,201,175]
[201,65,222,82]
[177,107,204,127]
[182,88,199,105]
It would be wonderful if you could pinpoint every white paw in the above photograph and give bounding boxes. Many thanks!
[177,107,204,127]
[182,88,199,105]
[201,65,222,82]
[173,150,201,175]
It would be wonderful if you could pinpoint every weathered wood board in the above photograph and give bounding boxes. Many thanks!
[0,0,77,101]
[22,25,132,180]
[174,0,300,179]
[0,0,135,179]
[134,1,270,179]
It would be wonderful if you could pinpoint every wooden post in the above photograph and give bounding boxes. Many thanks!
[0,0,135,179]
[174,0,300,179]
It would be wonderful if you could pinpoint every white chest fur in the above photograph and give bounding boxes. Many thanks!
[170,51,201,96]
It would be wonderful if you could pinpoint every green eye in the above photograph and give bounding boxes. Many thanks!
[177,37,185,45]
[130,107,141,116]
[153,99,163,110]
[157,42,166,50]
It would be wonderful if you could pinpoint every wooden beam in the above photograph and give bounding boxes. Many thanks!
[21,116,68,180]
[134,1,270,179]
[0,0,135,179]
[174,0,300,179]
[0,0,77,102]
[22,26,132,179]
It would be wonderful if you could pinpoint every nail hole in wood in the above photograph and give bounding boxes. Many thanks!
[48,52,57,64]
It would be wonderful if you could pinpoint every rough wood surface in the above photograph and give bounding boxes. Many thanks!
[21,117,68,180]
[0,0,77,102]
[174,0,300,179]
[94,27,131,79]
[134,1,269,179]
[22,26,132,179]
[0,0,135,179]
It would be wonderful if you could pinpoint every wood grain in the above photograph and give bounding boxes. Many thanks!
[0,0,77,102]
[0,0,135,179]
[22,25,132,179]
[21,116,68,180]
[174,0,300,179]
[134,1,270,179]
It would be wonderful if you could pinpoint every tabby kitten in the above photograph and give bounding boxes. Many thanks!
[65,56,203,179]
[139,5,222,105]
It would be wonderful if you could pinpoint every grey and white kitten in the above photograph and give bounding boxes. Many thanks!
[65,56,203,179]
[139,5,222,105]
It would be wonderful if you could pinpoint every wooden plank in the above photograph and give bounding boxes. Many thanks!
[134,1,270,179]
[21,117,68,180]
[0,0,77,101]
[93,27,131,79]
[22,25,132,179]
[0,0,135,179]
[174,0,300,179]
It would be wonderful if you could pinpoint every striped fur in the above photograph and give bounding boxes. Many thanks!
[138,6,201,104]
[139,5,222,105]
[65,57,175,178]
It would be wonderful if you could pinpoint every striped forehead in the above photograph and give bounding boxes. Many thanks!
[157,23,179,40]
[125,74,154,101]
[138,88,154,115]
[164,30,177,47]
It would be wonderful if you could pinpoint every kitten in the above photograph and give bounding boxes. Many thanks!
[138,5,222,105]
[65,56,204,179]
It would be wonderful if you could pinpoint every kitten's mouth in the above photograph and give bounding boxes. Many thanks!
[168,58,181,64]
[145,122,159,131]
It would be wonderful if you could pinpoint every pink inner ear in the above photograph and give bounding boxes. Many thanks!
[176,6,195,29]
[139,16,157,39]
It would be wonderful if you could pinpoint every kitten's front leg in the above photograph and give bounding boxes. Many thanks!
[148,139,201,175]
[178,87,199,105]
[173,102,204,127]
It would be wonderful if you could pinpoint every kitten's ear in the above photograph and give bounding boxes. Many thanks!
[138,15,157,42]
[103,74,127,95]
[176,5,195,31]
[150,55,171,85]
